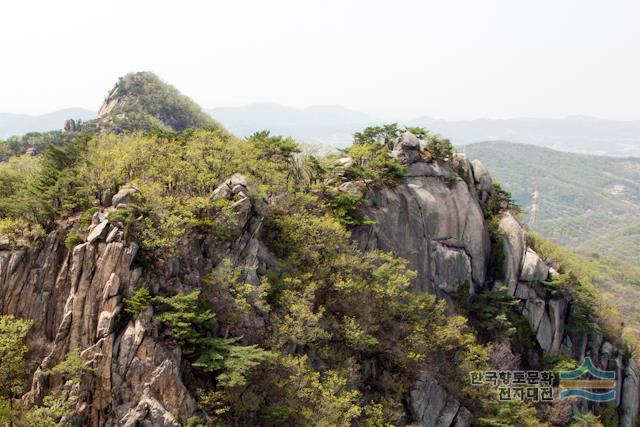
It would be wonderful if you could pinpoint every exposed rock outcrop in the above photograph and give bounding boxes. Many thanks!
[1,131,638,425]
[353,138,490,298]
[410,374,472,427]
[0,174,273,425]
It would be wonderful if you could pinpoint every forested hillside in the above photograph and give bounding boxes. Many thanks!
[0,73,637,426]
[466,141,640,265]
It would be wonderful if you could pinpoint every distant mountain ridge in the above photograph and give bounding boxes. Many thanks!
[411,115,640,156]
[206,103,376,147]
[0,107,95,138]
[209,103,640,156]
[4,102,640,156]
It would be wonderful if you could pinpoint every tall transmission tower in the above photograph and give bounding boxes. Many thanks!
[529,183,540,225]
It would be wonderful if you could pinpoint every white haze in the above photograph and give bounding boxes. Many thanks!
[0,0,639,121]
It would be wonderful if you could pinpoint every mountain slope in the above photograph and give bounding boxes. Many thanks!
[466,141,640,337]
[95,71,220,132]
[0,75,638,426]
[466,141,640,265]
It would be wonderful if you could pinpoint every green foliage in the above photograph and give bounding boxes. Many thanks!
[0,217,29,244]
[154,289,215,350]
[328,192,373,226]
[0,315,32,424]
[425,134,455,161]
[79,207,99,228]
[247,130,300,162]
[45,348,89,384]
[0,154,40,219]
[107,203,149,241]
[353,123,402,149]
[475,399,548,427]
[75,129,300,254]
[0,130,77,162]
[540,354,579,386]
[598,404,619,427]
[105,71,219,132]
[29,137,93,227]
[467,288,536,354]
[262,203,489,421]
[22,392,78,427]
[569,412,604,427]
[445,174,458,188]
[485,182,521,220]
[273,355,363,426]
[124,287,153,317]
[195,338,275,388]
[488,224,506,281]
[154,288,274,410]
[342,142,407,186]
[64,231,83,250]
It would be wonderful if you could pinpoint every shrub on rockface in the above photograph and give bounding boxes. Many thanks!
[528,233,605,337]
[64,231,83,250]
[0,315,32,425]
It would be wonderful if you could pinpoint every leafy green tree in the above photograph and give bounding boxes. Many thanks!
[123,288,153,317]
[24,349,90,426]
[64,231,83,250]
[424,134,454,161]
[327,193,373,226]
[0,315,33,425]
[569,412,605,427]
[154,289,215,350]
[343,142,406,186]
[195,337,274,388]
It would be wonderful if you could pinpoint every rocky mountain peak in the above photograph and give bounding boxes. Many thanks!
[94,71,219,133]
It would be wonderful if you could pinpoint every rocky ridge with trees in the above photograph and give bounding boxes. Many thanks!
[0,72,637,426]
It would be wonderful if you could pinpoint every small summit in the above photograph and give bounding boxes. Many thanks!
[95,71,220,133]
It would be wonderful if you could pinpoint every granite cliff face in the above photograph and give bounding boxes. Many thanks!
[350,133,640,426]
[0,176,269,425]
[0,131,638,425]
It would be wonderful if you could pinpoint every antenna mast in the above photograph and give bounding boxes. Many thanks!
[529,183,540,225]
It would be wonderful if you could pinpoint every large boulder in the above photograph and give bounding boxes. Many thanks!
[432,243,473,295]
[410,374,472,427]
[353,174,490,295]
[0,236,10,250]
[87,220,110,243]
[391,131,422,164]
[112,187,138,207]
[620,360,640,427]
[213,173,249,200]
[520,248,550,282]
[470,159,493,202]
[499,212,528,294]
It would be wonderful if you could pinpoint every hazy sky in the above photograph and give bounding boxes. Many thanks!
[1,0,639,120]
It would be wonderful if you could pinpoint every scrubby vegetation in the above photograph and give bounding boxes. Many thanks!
[0,90,628,425]
[528,233,631,350]
[98,72,220,133]
[0,130,77,162]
